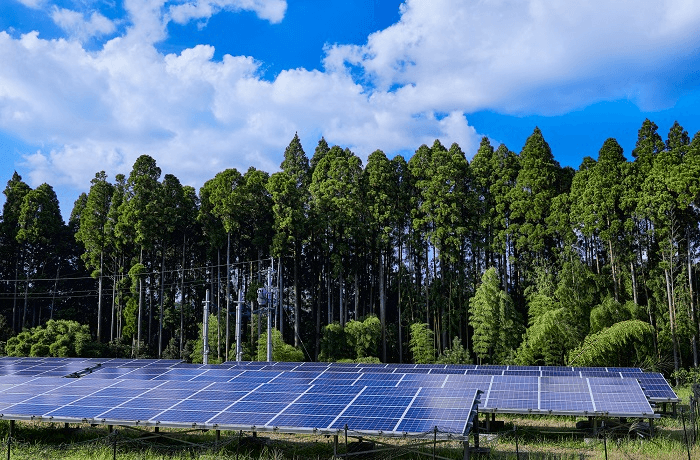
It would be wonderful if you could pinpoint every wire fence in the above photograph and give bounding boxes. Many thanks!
[3,428,248,460]
[2,413,700,460]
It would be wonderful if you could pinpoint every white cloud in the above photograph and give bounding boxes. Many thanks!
[168,0,287,25]
[326,0,700,114]
[2,0,700,202]
[51,7,116,42]
[15,0,45,9]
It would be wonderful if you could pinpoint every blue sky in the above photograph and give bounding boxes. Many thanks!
[1,0,700,220]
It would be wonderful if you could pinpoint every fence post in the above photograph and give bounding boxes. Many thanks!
[7,420,14,460]
[681,408,691,460]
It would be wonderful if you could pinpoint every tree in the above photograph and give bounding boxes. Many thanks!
[568,320,655,367]
[0,172,31,331]
[75,171,114,342]
[16,183,65,329]
[116,155,162,352]
[310,145,363,326]
[345,315,382,360]
[5,319,99,357]
[470,267,522,363]
[364,149,398,360]
[509,128,561,280]
[268,133,310,347]
[257,329,305,361]
[409,322,435,364]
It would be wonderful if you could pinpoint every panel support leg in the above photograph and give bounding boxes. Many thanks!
[7,420,14,460]
[333,434,338,458]
[463,440,470,460]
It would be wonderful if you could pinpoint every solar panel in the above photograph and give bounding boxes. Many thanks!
[0,357,673,439]
[627,373,681,402]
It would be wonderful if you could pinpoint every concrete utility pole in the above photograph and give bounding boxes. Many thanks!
[267,260,273,362]
[257,262,274,362]
[235,287,244,362]
[203,289,210,365]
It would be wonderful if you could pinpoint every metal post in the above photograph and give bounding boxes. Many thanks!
[235,288,243,362]
[602,421,607,460]
[462,439,470,460]
[433,426,437,459]
[681,408,691,460]
[203,290,210,365]
[7,420,13,460]
[266,265,273,362]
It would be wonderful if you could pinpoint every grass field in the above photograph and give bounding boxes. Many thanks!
[0,387,697,459]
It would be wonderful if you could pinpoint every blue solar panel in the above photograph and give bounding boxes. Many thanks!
[0,358,667,438]
[629,373,680,402]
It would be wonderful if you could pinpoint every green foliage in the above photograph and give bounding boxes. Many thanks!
[568,320,655,367]
[437,336,471,364]
[318,322,352,361]
[191,314,224,364]
[509,127,561,260]
[256,329,305,362]
[516,306,567,365]
[344,315,382,359]
[470,268,522,363]
[5,320,100,357]
[409,322,435,364]
[589,296,633,334]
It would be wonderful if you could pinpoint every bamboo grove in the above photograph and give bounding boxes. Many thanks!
[1,118,699,377]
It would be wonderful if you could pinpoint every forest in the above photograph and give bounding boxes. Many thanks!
[0,118,699,380]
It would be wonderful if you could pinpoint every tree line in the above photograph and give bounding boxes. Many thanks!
[1,118,699,377]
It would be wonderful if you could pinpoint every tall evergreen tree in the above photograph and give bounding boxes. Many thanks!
[75,171,114,342]
[1,173,31,331]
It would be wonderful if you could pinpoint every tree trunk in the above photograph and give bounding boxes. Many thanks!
[630,261,638,305]
[340,264,345,327]
[294,246,300,347]
[226,233,231,361]
[327,264,332,324]
[398,241,403,363]
[354,272,360,321]
[608,238,618,302]
[379,251,386,362]
[664,266,680,383]
[159,248,165,358]
[687,230,698,367]
[137,250,143,353]
[180,235,186,357]
[216,250,221,361]
[97,251,104,342]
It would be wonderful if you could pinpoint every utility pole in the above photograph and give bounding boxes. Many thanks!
[256,261,274,362]
[235,287,244,362]
[203,289,210,365]
[267,262,273,362]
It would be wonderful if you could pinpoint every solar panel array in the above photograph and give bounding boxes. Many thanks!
[0,357,674,439]
[109,360,671,403]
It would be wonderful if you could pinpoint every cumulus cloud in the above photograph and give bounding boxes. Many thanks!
[326,0,700,114]
[169,0,287,25]
[51,7,116,42]
[15,0,45,9]
[2,0,700,200]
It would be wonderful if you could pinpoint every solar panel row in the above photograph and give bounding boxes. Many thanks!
[0,356,673,437]
[64,359,676,403]
[0,374,480,438]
